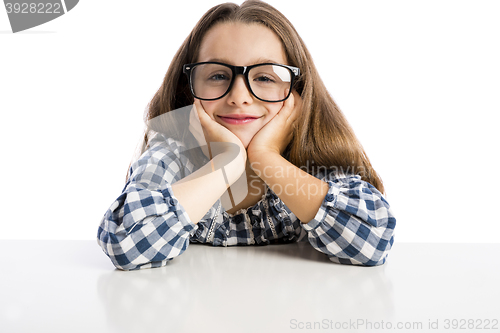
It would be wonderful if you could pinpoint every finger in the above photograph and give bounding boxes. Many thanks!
[289,91,301,122]
[194,99,216,139]
[281,89,297,121]
[194,99,213,127]
[193,99,205,118]
[193,99,217,156]
[274,89,293,121]
[292,90,302,108]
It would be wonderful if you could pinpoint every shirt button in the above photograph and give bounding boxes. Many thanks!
[325,194,335,202]
[169,198,175,206]
[234,215,243,223]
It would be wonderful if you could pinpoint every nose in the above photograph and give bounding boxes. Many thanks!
[226,75,253,106]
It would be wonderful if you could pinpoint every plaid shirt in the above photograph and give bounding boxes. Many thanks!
[97,134,396,270]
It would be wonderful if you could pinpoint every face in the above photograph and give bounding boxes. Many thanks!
[196,22,288,148]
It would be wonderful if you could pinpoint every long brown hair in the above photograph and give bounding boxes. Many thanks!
[140,0,385,194]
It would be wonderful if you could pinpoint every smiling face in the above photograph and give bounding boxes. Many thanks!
[196,22,288,148]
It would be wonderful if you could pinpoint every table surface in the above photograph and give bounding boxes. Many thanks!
[0,240,499,333]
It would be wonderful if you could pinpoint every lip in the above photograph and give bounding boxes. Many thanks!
[217,114,262,125]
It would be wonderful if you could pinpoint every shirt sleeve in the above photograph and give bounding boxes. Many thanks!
[97,138,198,271]
[301,172,396,266]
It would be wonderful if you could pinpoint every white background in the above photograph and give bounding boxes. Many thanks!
[1,0,499,242]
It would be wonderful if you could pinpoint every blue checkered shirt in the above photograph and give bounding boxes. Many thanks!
[97,134,396,270]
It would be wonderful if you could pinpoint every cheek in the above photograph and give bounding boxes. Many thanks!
[265,102,284,118]
[200,101,220,118]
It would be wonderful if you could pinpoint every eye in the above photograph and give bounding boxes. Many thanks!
[208,73,230,81]
[253,75,275,83]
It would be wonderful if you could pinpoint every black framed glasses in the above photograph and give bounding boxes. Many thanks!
[183,62,300,102]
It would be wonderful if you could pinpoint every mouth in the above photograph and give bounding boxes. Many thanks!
[217,114,262,125]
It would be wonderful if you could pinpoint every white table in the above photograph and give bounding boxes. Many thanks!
[1,241,499,333]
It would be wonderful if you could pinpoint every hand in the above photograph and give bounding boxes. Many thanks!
[193,99,247,162]
[247,90,301,159]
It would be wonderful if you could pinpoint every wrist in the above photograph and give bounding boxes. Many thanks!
[212,150,246,185]
[247,147,280,164]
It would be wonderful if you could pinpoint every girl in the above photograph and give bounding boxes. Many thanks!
[97,0,396,271]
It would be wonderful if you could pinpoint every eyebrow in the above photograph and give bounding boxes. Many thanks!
[202,57,286,66]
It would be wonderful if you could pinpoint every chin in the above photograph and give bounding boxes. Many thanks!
[236,134,254,150]
[240,139,251,150]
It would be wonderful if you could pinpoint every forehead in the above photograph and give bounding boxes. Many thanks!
[197,22,287,65]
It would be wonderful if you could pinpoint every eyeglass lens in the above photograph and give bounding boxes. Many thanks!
[191,64,292,101]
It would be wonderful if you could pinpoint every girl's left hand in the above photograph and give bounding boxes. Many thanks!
[247,90,302,159]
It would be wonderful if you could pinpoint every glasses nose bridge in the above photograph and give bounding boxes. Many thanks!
[230,65,251,90]
[233,65,248,79]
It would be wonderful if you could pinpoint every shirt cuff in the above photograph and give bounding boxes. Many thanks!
[161,182,197,235]
[301,180,341,231]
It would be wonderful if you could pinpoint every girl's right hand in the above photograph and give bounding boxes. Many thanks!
[193,99,247,162]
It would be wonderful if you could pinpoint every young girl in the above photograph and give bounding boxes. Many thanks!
[97,0,396,271]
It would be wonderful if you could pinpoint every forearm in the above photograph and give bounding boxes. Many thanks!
[172,150,246,223]
[249,152,329,223]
